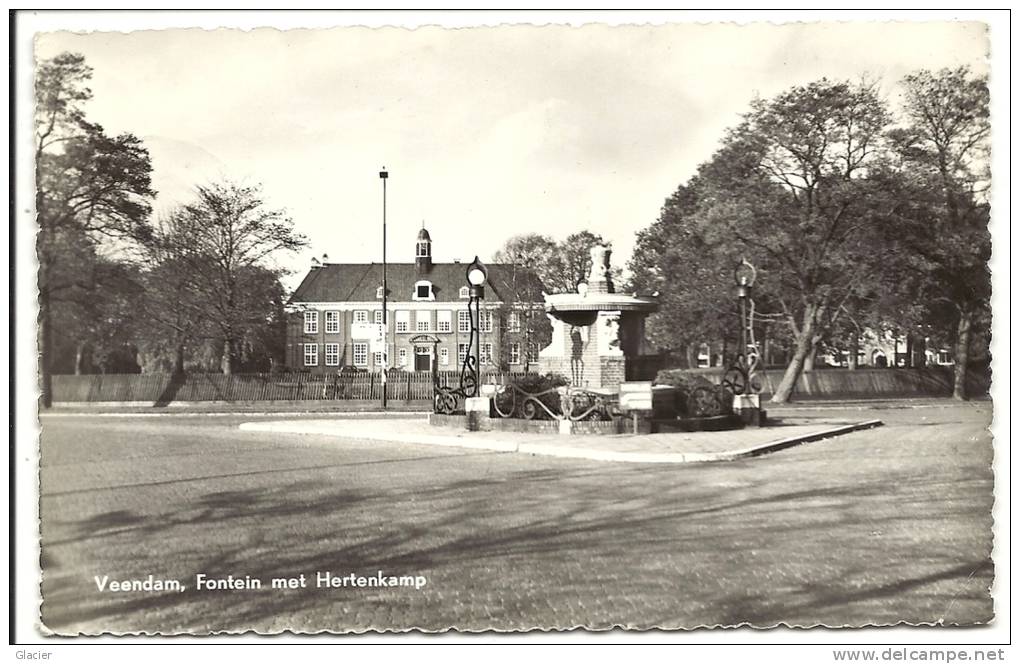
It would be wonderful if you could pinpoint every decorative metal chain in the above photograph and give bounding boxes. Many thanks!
[491,383,617,422]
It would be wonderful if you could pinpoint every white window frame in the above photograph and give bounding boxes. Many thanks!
[374,309,384,325]
[412,280,435,301]
[324,343,340,366]
[508,342,521,365]
[303,343,319,366]
[398,348,408,367]
[325,311,340,334]
[416,240,429,257]
[437,310,452,333]
[396,310,410,333]
[353,310,369,324]
[416,311,431,332]
[526,342,539,363]
[459,286,470,299]
[439,348,450,366]
[373,351,385,367]
[508,311,521,332]
[376,286,384,299]
[458,310,471,334]
[457,343,468,364]
[481,342,493,365]
[353,342,368,367]
[303,310,319,334]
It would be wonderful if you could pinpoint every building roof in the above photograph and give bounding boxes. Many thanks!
[290,262,545,304]
[416,228,432,242]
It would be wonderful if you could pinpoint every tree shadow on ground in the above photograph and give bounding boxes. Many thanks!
[40,452,994,633]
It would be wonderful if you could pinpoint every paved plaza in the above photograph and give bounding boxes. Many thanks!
[38,401,994,634]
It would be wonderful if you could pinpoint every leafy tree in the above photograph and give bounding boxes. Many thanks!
[45,227,144,374]
[559,231,619,293]
[35,52,155,404]
[132,214,203,373]
[492,234,562,290]
[634,79,911,402]
[164,181,306,374]
[888,67,991,399]
[628,178,741,368]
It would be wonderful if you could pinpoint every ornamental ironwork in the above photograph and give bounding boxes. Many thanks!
[491,383,617,422]
[433,257,486,414]
[722,258,763,396]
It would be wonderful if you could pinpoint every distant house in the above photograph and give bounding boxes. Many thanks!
[285,227,545,373]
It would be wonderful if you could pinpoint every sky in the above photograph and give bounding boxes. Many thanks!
[35,20,989,290]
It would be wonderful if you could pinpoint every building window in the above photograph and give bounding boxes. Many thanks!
[508,342,521,365]
[458,343,468,364]
[374,309,384,325]
[398,348,408,367]
[459,286,470,299]
[413,280,434,301]
[303,343,318,366]
[436,310,452,333]
[480,311,493,333]
[353,342,368,367]
[416,311,430,332]
[373,351,386,367]
[325,343,340,366]
[480,343,493,365]
[508,311,521,332]
[439,348,449,366]
[354,310,368,324]
[458,310,471,333]
[303,311,318,334]
[396,310,410,333]
[376,286,384,299]
[416,241,429,257]
[526,342,539,363]
[325,311,340,334]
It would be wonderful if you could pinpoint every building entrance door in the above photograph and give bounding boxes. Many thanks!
[414,345,432,371]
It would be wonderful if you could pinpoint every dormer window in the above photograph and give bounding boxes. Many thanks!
[459,286,470,299]
[413,280,435,301]
[376,286,384,299]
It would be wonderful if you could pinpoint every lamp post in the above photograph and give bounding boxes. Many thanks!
[722,258,760,396]
[379,168,388,409]
[463,256,488,398]
[734,258,757,359]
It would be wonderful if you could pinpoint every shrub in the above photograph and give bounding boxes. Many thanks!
[495,373,569,420]
[654,368,733,417]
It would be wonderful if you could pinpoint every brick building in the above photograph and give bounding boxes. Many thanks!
[285,228,545,373]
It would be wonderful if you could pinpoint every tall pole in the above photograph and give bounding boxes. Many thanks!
[380,168,388,409]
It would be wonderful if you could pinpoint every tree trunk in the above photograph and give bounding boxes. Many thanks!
[770,306,819,404]
[848,334,859,370]
[905,334,914,368]
[953,311,973,401]
[74,341,88,375]
[39,288,53,408]
[684,343,696,370]
[174,342,186,375]
[804,344,817,372]
[221,338,234,375]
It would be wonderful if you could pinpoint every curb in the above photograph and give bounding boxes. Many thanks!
[237,419,884,464]
[42,411,429,419]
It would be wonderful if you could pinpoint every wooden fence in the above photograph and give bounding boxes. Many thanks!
[50,365,990,404]
[51,371,531,404]
[676,365,990,399]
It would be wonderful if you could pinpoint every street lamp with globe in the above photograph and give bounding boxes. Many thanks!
[463,256,488,398]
